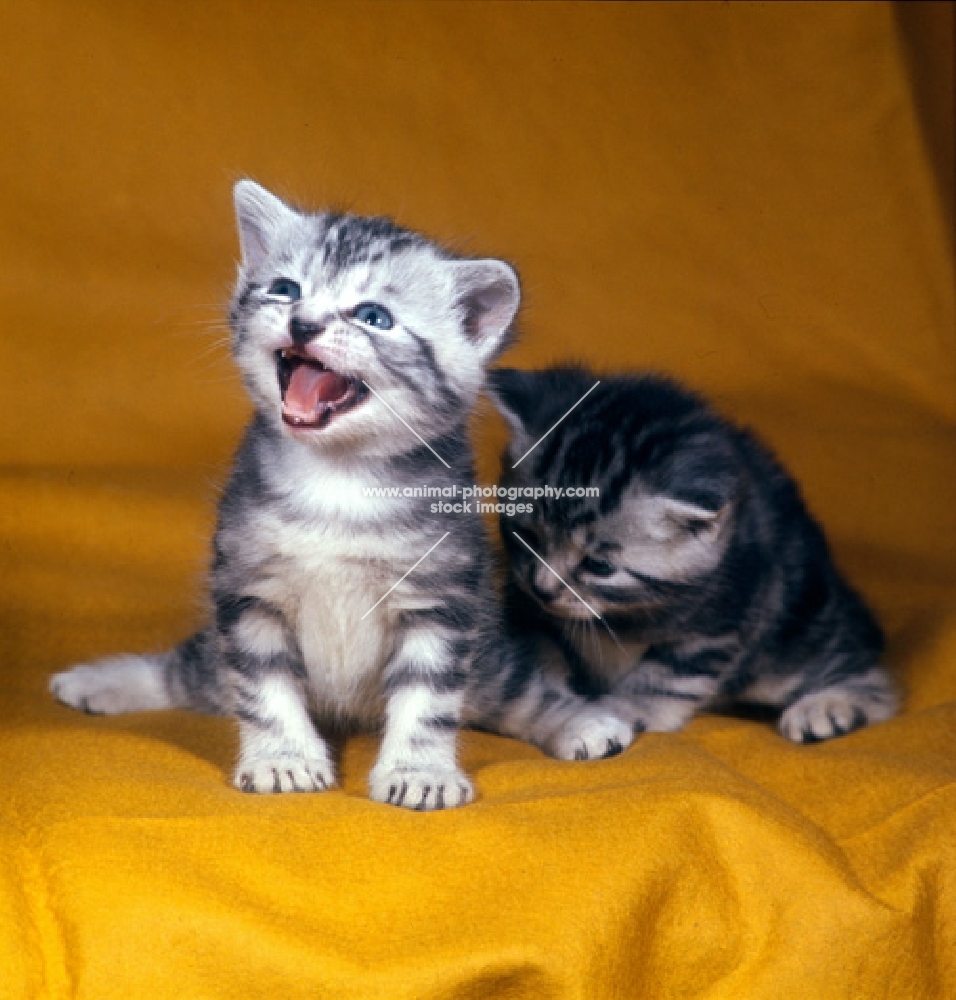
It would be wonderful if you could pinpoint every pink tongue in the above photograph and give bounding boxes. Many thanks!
[283,364,351,421]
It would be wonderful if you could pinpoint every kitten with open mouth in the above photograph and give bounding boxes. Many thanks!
[276,349,368,429]
[50,180,527,810]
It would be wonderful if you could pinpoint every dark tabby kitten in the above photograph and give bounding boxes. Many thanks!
[487,365,898,752]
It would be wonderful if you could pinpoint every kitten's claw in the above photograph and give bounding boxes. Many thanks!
[234,757,335,794]
[605,737,625,757]
[369,766,474,811]
[547,706,634,761]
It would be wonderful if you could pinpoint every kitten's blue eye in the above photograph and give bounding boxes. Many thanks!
[353,302,394,330]
[582,556,615,578]
[267,278,301,301]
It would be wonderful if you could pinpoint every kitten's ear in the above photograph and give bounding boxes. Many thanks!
[485,367,539,439]
[451,260,520,363]
[660,498,730,539]
[233,180,299,270]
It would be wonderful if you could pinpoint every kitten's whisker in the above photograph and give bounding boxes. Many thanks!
[590,618,605,670]
[598,616,627,656]
[190,340,234,363]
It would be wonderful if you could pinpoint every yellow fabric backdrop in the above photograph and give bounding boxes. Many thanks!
[1,2,953,996]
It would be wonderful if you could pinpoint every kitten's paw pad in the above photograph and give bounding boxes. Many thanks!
[50,658,169,715]
[779,690,868,743]
[548,708,635,761]
[234,757,335,794]
[368,767,474,811]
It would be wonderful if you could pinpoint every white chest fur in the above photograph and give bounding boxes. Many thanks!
[238,439,433,710]
[247,511,408,717]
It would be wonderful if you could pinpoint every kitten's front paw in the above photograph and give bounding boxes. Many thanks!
[234,756,335,794]
[546,706,635,761]
[779,688,868,743]
[368,766,474,811]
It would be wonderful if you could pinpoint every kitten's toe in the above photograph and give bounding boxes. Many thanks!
[368,766,474,810]
[234,757,335,794]
[547,707,635,761]
[778,676,896,744]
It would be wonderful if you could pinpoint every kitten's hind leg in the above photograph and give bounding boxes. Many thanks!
[51,631,222,716]
[778,666,898,743]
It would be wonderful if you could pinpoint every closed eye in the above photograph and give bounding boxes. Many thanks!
[353,302,394,330]
[581,556,615,578]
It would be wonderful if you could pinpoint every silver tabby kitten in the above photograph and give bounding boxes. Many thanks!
[51,180,531,810]
[485,365,898,753]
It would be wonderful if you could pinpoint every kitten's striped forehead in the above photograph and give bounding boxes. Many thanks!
[315,214,430,275]
[526,394,633,526]
[506,375,738,532]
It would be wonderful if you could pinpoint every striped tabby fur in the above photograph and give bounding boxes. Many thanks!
[485,365,898,754]
[51,180,525,810]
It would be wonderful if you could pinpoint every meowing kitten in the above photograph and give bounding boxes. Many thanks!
[486,365,898,751]
[51,180,526,810]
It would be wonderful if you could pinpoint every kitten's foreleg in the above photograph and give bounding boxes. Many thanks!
[471,640,635,761]
[369,629,474,810]
[219,598,334,793]
[497,671,635,760]
[601,645,728,735]
[777,665,898,743]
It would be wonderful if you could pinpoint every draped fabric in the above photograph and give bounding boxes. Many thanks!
[1,2,953,996]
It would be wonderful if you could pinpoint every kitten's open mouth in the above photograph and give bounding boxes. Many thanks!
[276,349,368,430]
